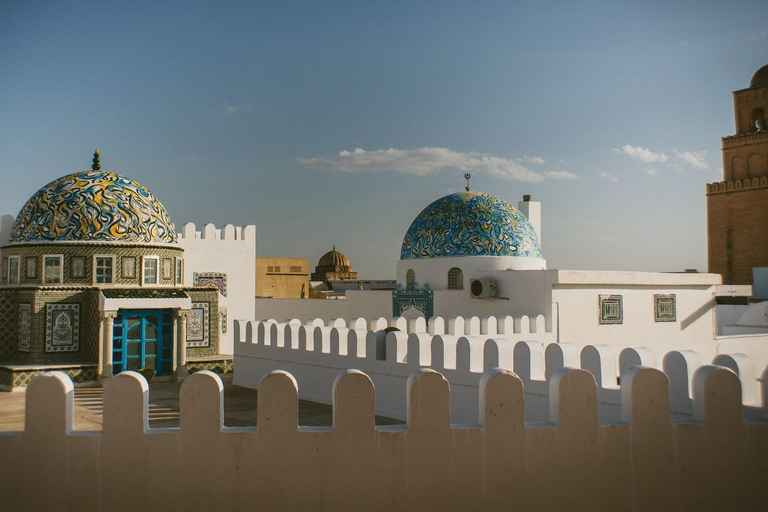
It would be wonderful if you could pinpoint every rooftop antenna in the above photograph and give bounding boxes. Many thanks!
[464,173,471,191]
[92,149,101,170]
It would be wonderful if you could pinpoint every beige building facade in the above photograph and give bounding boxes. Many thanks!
[256,257,309,298]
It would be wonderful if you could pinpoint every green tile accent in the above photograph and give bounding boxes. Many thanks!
[187,358,233,374]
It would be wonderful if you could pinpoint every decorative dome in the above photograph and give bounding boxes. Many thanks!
[400,191,542,260]
[10,170,177,244]
[318,247,351,268]
[750,64,768,88]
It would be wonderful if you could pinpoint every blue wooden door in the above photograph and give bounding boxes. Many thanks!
[112,310,174,376]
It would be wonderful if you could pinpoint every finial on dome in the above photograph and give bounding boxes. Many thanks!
[333,244,336,251]
[464,173,471,191]
[92,150,101,171]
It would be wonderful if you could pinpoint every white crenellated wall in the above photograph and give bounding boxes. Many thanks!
[233,315,768,424]
[1,368,766,511]
[177,222,256,355]
[257,269,730,355]
[256,290,393,321]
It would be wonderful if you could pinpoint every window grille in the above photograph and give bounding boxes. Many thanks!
[654,294,676,322]
[447,267,463,289]
[599,295,623,324]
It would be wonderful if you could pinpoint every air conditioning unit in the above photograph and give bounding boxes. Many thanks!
[470,279,497,299]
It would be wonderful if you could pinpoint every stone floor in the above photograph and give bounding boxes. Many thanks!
[0,373,403,431]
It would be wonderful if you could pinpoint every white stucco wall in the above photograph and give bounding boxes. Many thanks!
[178,222,256,355]
[552,271,721,360]
[431,269,555,326]
[255,290,393,322]
[396,255,546,291]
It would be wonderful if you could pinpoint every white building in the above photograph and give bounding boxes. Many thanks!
[242,186,768,421]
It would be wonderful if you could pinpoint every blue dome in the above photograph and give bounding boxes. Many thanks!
[400,191,542,260]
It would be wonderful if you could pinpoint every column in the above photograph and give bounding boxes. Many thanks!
[175,310,189,380]
[101,311,117,379]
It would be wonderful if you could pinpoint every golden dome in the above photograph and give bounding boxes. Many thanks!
[318,246,350,268]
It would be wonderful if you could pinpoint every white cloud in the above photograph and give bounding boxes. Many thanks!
[298,147,577,182]
[545,170,579,180]
[598,171,618,182]
[516,155,546,164]
[614,145,668,163]
[224,106,238,116]
[646,167,658,176]
[673,149,708,169]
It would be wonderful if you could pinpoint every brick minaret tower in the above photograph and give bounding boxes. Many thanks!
[707,63,768,285]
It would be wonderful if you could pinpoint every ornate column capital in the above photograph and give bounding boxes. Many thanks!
[101,310,118,320]
[176,309,189,320]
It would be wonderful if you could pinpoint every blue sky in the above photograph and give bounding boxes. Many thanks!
[1,0,766,277]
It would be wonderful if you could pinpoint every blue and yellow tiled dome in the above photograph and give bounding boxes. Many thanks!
[400,191,542,260]
[10,169,177,244]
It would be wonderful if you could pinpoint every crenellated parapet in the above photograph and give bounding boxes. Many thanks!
[722,130,768,146]
[233,317,768,424]
[177,222,255,242]
[706,176,768,194]
[0,368,766,510]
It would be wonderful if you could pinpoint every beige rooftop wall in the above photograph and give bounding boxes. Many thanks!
[0,367,766,511]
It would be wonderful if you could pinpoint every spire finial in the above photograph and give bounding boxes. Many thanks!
[464,173,471,191]
[333,244,336,251]
[92,149,101,171]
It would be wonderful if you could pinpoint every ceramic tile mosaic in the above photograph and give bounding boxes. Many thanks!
[121,256,136,279]
[599,295,623,325]
[25,257,37,279]
[0,295,16,359]
[185,290,218,358]
[655,294,676,322]
[193,272,227,297]
[162,258,172,280]
[187,358,233,374]
[71,256,86,278]
[186,302,209,347]
[401,191,542,260]
[0,365,98,389]
[18,303,31,352]
[45,303,80,352]
[10,170,177,244]
[2,244,182,287]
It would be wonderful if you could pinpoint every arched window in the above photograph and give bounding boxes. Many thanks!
[447,267,463,289]
[406,269,415,288]
[752,107,766,132]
